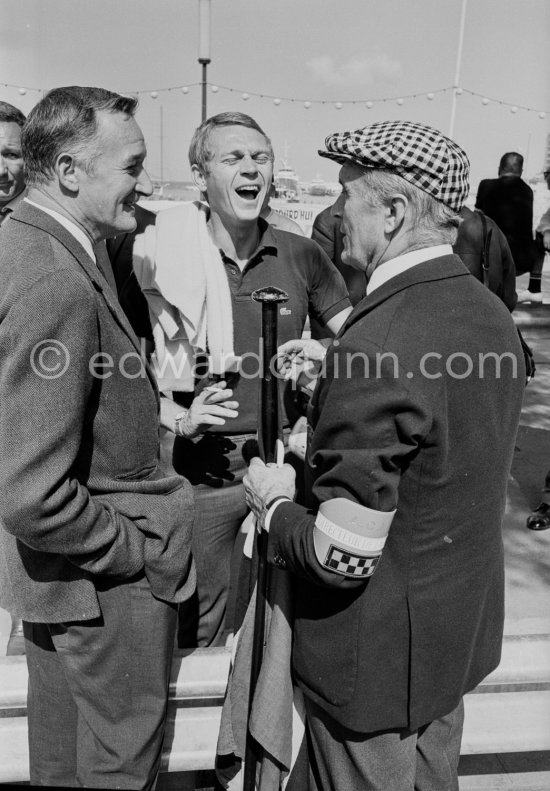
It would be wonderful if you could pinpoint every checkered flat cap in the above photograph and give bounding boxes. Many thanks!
[319,120,470,212]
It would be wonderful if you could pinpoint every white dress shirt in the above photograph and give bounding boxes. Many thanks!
[25,198,96,263]
[366,244,453,296]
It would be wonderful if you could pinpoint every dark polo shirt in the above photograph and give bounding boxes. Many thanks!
[109,213,350,434]
[213,219,350,434]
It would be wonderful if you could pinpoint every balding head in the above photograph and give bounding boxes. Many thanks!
[498,152,523,177]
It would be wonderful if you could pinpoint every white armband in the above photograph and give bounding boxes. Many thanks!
[314,498,395,578]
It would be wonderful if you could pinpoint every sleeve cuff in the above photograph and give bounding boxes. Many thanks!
[318,296,352,324]
[264,496,292,531]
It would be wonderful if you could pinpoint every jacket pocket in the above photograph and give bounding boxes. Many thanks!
[293,583,362,707]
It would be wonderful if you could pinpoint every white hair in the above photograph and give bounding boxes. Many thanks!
[357,168,460,246]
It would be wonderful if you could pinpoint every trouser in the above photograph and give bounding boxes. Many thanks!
[161,429,252,648]
[304,696,464,791]
[164,426,298,647]
[24,573,177,789]
[514,233,545,279]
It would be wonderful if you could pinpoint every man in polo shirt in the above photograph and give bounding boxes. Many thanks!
[0,102,26,229]
[244,120,525,790]
[153,112,352,648]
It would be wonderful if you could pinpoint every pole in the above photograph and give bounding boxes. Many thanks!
[159,104,164,189]
[244,286,288,791]
[524,133,532,176]
[199,59,209,123]
[448,0,468,139]
[198,0,211,123]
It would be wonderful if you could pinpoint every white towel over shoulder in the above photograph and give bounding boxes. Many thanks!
[133,201,236,391]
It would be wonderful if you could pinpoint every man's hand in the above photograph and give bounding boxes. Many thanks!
[243,457,296,524]
[277,338,329,385]
[181,381,239,438]
[160,382,239,439]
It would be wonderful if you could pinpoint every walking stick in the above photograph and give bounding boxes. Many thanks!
[243,286,289,791]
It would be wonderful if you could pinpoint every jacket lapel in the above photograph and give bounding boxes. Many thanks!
[11,202,159,397]
[337,254,470,338]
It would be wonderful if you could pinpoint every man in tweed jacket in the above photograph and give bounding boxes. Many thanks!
[0,87,195,789]
[244,122,525,790]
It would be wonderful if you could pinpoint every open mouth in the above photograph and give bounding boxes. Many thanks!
[235,185,261,201]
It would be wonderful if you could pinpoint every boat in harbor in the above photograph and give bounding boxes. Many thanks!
[307,174,329,196]
[274,151,301,202]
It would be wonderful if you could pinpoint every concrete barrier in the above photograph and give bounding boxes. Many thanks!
[1,636,549,783]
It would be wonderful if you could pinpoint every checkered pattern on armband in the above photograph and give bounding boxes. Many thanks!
[324,545,381,578]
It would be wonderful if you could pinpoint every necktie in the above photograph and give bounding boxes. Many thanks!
[94,241,118,295]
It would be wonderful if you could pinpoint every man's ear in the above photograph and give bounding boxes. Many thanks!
[56,153,80,194]
[385,194,408,235]
[191,164,207,193]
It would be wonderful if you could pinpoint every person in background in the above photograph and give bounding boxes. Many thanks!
[476,152,543,302]
[0,101,28,656]
[127,111,352,649]
[535,167,550,254]
[0,86,196,789]
[311,202,367,306]
[260,179,304,235]
[454,205,517,311]
[526,166,550,530]
[0,101,26,226]
[107,203,157,343]
[527,471,550,531]
[244,120,525,791]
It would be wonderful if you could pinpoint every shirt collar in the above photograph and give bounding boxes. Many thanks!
[0,188,27,221]
[218,216,278,267]
[366,244,453,295]
[24,198,96,263]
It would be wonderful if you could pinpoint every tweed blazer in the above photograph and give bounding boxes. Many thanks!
[0,202,195,622]
[269,254,525,733]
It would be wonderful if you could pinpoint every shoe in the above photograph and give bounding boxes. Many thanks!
[6,616,26,655]
[517,289,543,304]
[526,502,550,530]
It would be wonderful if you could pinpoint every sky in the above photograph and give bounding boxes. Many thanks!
[1,0,549,193]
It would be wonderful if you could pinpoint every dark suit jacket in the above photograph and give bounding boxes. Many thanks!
[269,254,525,733]
[107,204,155,341]
[475,175,534,273]
[0,202,195,622]
[454,207,517,310]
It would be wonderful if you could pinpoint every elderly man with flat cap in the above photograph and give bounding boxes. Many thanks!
[244,120,525,790]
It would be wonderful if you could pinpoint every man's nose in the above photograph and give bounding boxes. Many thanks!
[136,167,153,197]
[331,194,343,218]
[0,157,8,177]
[240,154,258,174]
